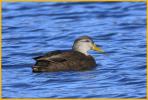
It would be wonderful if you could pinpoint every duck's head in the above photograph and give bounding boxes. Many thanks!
[72,36,104,55]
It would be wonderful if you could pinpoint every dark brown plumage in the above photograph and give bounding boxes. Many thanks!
[32,36,104,72]
[32,50,96,72]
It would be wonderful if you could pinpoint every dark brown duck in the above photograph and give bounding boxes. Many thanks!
[32,36,104,72]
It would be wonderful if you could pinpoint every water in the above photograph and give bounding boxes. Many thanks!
[2,2,146,98]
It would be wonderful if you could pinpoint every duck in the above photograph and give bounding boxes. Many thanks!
[32,36,104,72]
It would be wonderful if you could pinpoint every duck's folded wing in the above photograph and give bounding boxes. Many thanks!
[33,50,63,61]
[33,50,74,63]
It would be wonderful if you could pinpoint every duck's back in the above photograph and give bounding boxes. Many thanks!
[32,50,96,72]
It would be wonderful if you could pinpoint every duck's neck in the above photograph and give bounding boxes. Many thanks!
[73,48,89,56]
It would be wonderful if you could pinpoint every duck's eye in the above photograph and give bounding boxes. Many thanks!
[82,40,90,42]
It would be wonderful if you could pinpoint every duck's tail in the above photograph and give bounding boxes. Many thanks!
[32,60,50,72]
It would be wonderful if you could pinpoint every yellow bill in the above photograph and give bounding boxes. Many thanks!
[92,44,104,53]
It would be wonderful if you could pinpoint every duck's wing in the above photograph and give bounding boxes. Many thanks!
[33,50,69,62]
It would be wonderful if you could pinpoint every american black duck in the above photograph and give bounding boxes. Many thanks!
[32,36,104,72]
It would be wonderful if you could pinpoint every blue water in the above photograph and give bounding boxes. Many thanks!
[2,2,146,98]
